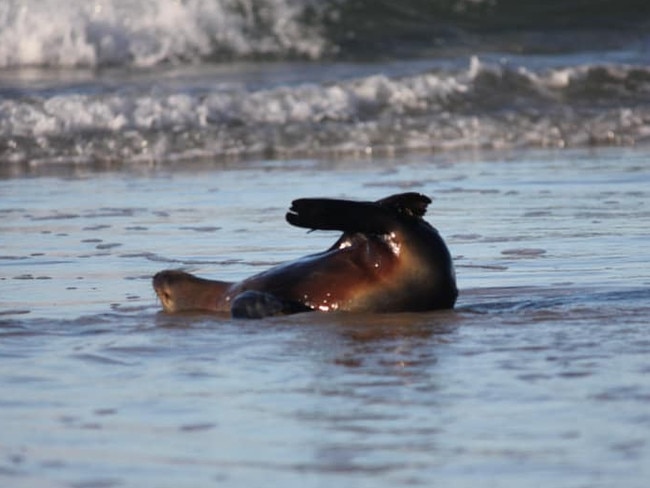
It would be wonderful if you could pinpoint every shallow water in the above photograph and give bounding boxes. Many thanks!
[1,148,650,487]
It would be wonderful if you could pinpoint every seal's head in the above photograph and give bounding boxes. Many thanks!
[153,270,229,313]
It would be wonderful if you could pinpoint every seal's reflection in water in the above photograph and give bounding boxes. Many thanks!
[298,311,459,368]
[276,311,460,474]
[153,307,459,375]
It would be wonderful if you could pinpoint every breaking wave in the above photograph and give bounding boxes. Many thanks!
[1,0,648,68]
[2,58,650,165]
[0,0,328,68]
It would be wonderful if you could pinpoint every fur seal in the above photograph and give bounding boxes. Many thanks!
[153,192,457,318]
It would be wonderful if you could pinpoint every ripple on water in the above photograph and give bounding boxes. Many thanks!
[1,149,649,487]
[501,248,547,257]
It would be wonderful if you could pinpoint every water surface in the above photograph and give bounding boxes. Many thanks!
[1,148,649,487]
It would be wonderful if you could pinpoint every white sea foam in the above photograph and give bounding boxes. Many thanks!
[1,58,649,164]
[0,0,326,68]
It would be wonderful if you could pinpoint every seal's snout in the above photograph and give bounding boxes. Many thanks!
[153,269,190,290]
[152,270,173,311]
[152,270,175,295]
[152,270,189,312]
[152,269,229,313]
[152,270,174,292]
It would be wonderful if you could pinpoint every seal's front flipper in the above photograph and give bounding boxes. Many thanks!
[286,192,431,234]
[287,198,391,234]
[231,290,312,319]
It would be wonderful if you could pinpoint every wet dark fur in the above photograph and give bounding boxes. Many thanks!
[153,193,457,318]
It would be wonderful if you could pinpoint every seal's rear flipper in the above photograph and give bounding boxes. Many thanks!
[286,192,430,233]
[376,192,431,217]
[231,290,312,319]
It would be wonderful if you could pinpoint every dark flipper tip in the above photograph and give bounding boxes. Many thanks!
[376,192,431,217]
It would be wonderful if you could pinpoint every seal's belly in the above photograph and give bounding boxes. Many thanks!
[236,238,400,312]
